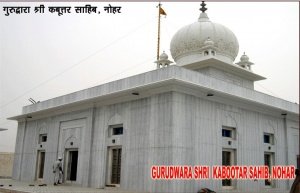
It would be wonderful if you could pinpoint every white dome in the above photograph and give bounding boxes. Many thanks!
[204,37,214,46]
[240,53,249,62]
[159,51,168,60]
[170,12,239,65]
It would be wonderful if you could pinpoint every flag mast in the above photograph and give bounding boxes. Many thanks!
[156,3,166,69]
[157,3,161,68]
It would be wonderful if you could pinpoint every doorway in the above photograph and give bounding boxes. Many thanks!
[36,151,45,180]
[222,149,236,188]
[65,149,78,181]
[111,148,122,184]
[264,152,274,186]
[107,147,122,185]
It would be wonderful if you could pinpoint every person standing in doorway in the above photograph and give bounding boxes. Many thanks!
[53,157,63,185]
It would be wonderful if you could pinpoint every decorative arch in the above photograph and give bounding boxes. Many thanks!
[64,135,80,149]
[106,113,124,137]
[224,113,237,128]
[223,113,240,140]
[266,120,276,134]
[38,122,47,134]
[107,113,123,126]
[265,120,277,144]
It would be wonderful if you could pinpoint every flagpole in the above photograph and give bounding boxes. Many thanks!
[157,3,161,69]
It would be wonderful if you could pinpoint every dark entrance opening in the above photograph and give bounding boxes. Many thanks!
[37,151,45,179]
[222,151,231,186]
[66,150,78,181]
[111,148,122,184]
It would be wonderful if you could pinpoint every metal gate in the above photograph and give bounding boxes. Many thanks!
[111,148,122,184]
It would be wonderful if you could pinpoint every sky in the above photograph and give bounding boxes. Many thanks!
[0,2,299,152]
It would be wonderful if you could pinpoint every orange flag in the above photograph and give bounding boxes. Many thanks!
[159,7,167,16]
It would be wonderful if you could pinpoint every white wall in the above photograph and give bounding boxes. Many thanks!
[12,91,298,193]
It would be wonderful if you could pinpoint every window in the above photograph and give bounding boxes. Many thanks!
[211,51,216,56]
[204,51,209,56]
[222,149,236,187]
[264,135,270,143]
[222,129,232,138]
[39,134,47,144]
[222,126,236,139]
[264,153,274,186]
[109,125,124,137]
[113,127,123,135]
[263,133,274,144]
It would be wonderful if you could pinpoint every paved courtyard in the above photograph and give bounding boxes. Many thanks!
[0,179,137,193]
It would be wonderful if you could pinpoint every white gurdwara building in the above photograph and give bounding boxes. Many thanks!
[9,4,299,193]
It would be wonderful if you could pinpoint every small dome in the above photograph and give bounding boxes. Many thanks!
[170,12,239,65]
[236,52,254,71]
[159,51,168,60]
[155,51,173,69]
[240,52,249,62]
